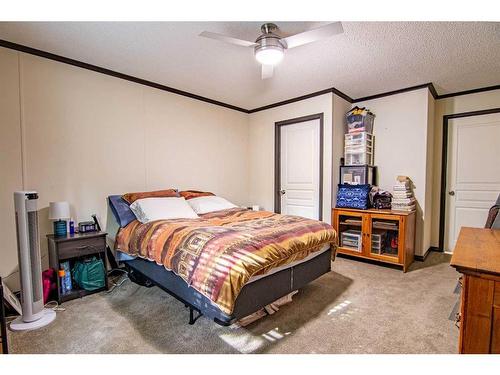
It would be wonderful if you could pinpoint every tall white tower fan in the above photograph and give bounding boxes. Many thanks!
[10,191,56,330]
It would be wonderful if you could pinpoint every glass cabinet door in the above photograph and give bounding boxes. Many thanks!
[368,214,402,263]
[336,211,366,254]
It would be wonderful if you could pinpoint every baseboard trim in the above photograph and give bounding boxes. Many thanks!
[414,246,441,262]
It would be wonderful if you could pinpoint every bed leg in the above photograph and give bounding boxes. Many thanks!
[189,307,202,325]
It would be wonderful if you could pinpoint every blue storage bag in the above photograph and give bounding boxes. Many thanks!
[336,184,371,210]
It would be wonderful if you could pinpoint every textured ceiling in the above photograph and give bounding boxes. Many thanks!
[0,22,499,109]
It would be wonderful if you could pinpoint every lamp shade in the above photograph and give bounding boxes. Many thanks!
[48,201,70,220]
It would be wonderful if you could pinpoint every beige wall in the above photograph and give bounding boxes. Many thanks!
[2,44,498,290]
[430,89,500,248]
[332,94,353,200]
[0,48,23,283]
[247,93,335,223]
[354,88,433,255]
[1,48,249,290]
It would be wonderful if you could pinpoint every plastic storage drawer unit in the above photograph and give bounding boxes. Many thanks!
[340,230,362,252]
[345,151,373,166]
[340,165,376,185]
[371,231,387,254]
[344,144,373,154]
[345,132,373,147]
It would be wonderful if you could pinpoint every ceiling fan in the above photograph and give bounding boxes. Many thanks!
[199,22,344,79]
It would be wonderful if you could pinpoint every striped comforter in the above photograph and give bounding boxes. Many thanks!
[115,208,337,315]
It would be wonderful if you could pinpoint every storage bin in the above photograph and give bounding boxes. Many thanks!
[371,230,387,254]
[344,144,373,154]
[345,132,373,147]
[340,230,362,252]
[340,165,377,185]
[345,151,373,166]
[336,184,371,209]
[345,107,375,134]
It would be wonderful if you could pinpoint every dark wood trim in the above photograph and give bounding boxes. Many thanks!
[251,81,500,113]
[0,39,249,114]
[250,88,352,113]
[2,38,498,115]
[415,246,440,262]
[353,83,436,103]
[331,87,353,103]
[428,83,438,99]
[274,113,324,220]
[438,107,500,252]
[436,84,500,100]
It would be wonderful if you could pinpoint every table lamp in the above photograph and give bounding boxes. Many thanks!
[48,201,70,237]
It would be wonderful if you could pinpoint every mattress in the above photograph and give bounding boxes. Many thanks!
[116,243,331,285]
[114,207,336,315]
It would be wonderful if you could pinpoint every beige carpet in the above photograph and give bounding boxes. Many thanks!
[8,252,459,354]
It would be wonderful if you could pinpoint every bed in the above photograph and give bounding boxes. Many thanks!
[106,195,337,326]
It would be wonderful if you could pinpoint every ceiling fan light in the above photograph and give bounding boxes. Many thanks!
[255,47,284,65]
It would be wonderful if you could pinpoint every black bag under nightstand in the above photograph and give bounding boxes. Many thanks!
[47,232,108,304]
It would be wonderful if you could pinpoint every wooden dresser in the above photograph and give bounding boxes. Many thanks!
[332,208,415,272]
[450,227,500,354]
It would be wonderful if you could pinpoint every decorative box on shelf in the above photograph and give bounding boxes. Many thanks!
[340,165,377,185]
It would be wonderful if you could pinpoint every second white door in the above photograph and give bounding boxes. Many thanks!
[444,112,500,252]
[279,118,321,220]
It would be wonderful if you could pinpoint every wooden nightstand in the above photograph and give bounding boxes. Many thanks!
[47,231,108,304]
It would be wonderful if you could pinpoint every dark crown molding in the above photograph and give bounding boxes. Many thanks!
[352,83,437,103]
[248,88,351,113]
[248,83,438,113]
[0,39,250,114]
[436,84,500,99]
[1,39,499,114]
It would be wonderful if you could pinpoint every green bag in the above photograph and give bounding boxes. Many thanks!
[72,257,106,291]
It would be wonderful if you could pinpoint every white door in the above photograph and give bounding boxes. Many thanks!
[279,119,321,220]
[445,112,500,252]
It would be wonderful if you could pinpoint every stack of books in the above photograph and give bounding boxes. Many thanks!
[391,176,416,212]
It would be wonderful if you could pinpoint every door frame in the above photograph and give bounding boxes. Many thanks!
[438,107,500,252]
[274,113,324,220]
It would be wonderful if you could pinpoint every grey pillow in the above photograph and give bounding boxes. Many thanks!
[108,195,136,227]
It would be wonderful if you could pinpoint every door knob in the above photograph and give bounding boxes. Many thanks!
[280,189,286,195]
[448,191,455,196]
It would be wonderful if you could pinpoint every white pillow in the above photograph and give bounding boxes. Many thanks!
[129,197,199,223]
[187,196,237,214]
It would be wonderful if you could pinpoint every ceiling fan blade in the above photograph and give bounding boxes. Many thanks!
[199,31,258,48]
[261,64,274,80]
[282,22,343,49]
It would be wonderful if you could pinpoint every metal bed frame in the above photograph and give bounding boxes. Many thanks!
[122,248,333,326]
